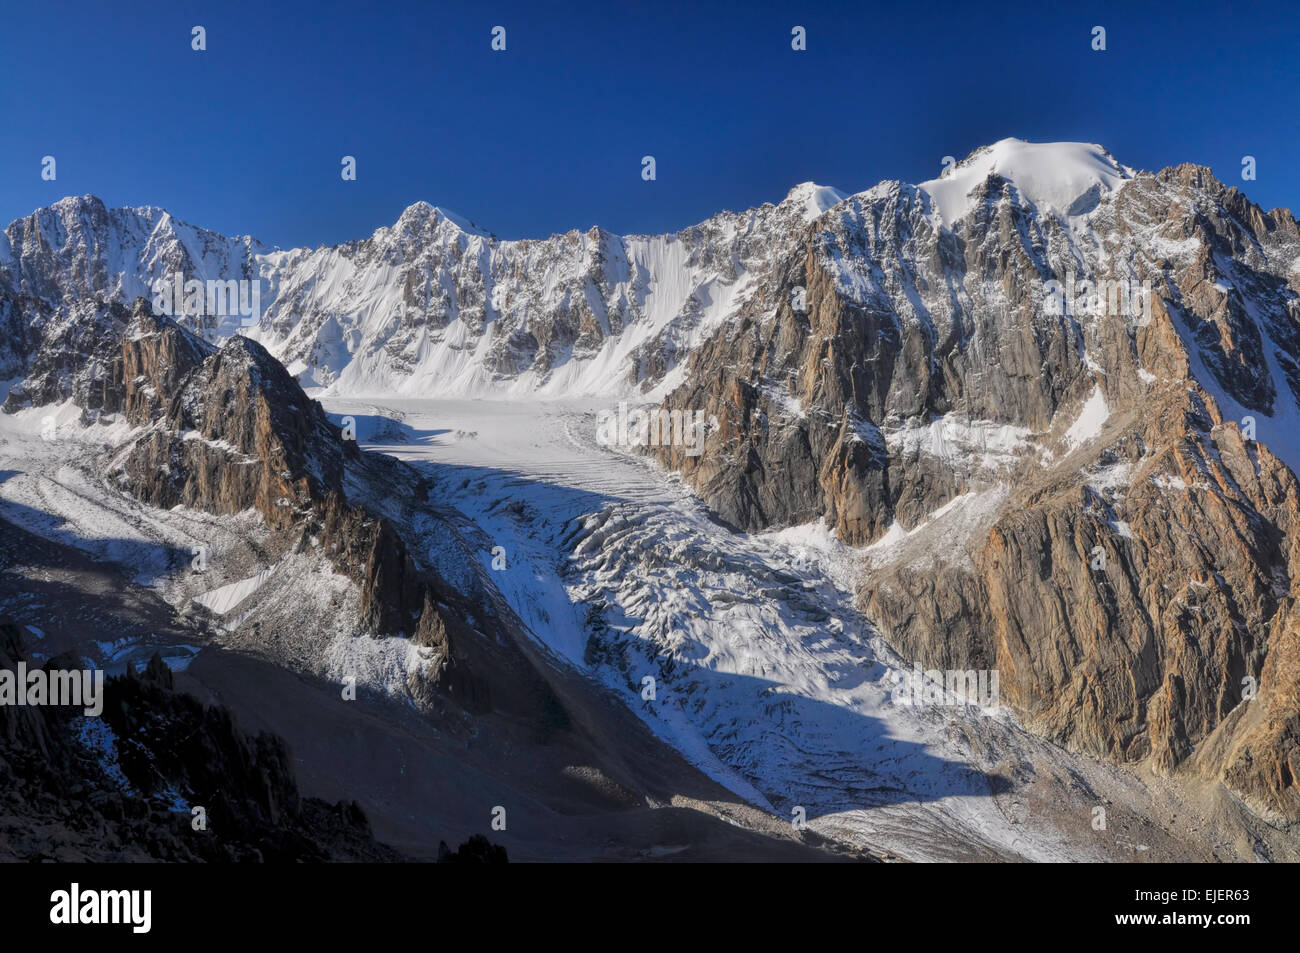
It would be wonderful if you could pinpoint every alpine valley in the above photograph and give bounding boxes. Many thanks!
[3,139,1299,862]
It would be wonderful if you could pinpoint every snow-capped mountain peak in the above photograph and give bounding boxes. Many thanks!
[391,199,491,238]
[917,138,1134,225]
[782,181,849,222]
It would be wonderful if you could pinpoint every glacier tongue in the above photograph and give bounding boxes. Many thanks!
[319,394,1154,861]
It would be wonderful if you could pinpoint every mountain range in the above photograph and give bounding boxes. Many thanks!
[2,138,1298,861]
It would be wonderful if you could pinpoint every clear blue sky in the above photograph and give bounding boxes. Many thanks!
[1,0,1296,248]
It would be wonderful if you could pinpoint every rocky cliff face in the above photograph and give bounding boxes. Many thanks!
[647,142,1300,824]
[110,305,351,531]
[100,304,477,686]
[1204,600,1300,826]
[1,297,131,412]
[100,302,569,718]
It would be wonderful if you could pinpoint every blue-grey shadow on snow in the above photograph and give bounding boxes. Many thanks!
[0,470,191,587]
[405,459,1016,818]
[587,623,1014,818]
[324,411,451,447]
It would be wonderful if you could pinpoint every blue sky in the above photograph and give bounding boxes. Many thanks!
[1,0,1296,248]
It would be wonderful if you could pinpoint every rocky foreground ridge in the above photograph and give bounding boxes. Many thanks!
[0,618,400,861]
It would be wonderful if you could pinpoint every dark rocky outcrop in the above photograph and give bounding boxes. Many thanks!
[104,301,558,719]
[0,619,400,861]
[437,834,509,864]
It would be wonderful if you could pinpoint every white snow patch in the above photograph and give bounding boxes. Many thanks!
[1085,459,1133,493]
[862,487,1010,570]
[758,380,805,419]
[192,568,275,615]
[887,414,1033,469]
[321,632,444,709]
[1065,385,1110,449]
